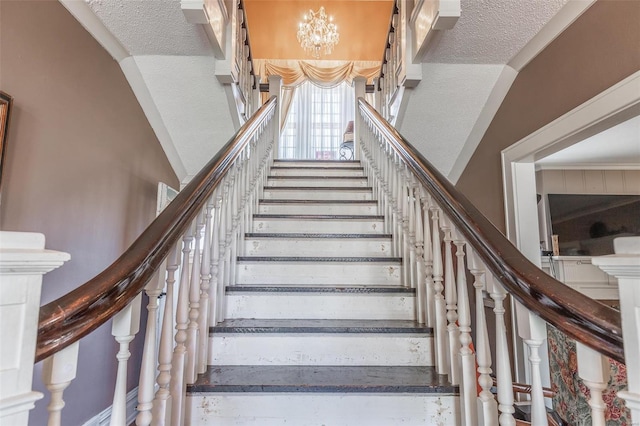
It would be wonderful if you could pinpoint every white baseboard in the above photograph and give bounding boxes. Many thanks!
[82,387,138,426]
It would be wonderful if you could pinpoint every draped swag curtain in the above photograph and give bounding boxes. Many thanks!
[255,59,381,129]
[279,81,355,160]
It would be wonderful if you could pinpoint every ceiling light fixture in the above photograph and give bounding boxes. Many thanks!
[297,7,339,59]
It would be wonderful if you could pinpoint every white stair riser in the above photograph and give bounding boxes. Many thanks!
[258,202,377,215]
[236,262,401,285]
[225,294,415,320]
[209,334,432,366]
[244,238,392,257]
[253,218,385,234]
[263,189,373,200]
[267,178,369,187]
[273,161,361,168]
[269,168,364,177]
[187,394,459,426]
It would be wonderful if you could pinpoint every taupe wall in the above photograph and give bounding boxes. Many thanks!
[0,1,179,424]
[456,0,640,232]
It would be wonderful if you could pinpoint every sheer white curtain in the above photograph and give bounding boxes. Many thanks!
[280,81,354,160]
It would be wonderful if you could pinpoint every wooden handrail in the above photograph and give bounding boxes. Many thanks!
[35,97,277,363]
[357,98,624,363]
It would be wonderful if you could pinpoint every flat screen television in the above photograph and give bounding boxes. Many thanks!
[547,194,640,256]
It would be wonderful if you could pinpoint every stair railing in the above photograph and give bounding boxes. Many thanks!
[356,97,624,426]
[34,96,278,426]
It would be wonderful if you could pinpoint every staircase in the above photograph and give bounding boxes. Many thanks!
[186,159,459,425]
[11,98,634,426]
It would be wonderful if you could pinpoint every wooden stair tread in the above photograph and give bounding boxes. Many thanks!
[225,285,415,293]
[236,256,401,262]
[244,233,392,239]
[253,214,384,219]
[211,319,432,334]
[188,366,457,394]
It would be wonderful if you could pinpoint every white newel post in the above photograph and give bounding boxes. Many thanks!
[593,236,640,424]
[268,75,282,158]
[353,76,366,161]
[0,231,70,425]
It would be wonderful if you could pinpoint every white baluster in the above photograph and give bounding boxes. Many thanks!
[430,206,448,376]
[210,190,223,326]
[453,229,477,426]
[171,228,193,426]
[413,183,426,324]
[110,294,142,426]
[152,244,180,425]
[186,213,204,384]
[441,215,459,384]
[468,247,498,426]
[516,303,548,426]
[401,167,412,288]
[524,334,548,426]
[577,342,610,426]
[136,269,165,426]
[487,274,516,426]
[395,158,404,263]
[42,342,80,426]
[217,180,229,323]
[229,162,240,287]
[198,196,214,375]
[421,191,435,329]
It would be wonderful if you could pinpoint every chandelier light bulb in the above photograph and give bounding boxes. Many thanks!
[296,6,340,59]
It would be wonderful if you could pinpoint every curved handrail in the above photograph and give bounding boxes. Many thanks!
[358,98,624,363]
[36,97,277,363]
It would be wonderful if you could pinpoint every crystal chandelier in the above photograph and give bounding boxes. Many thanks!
[297,7,339,59]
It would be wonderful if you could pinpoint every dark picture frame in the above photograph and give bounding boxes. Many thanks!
[0,91,13,198]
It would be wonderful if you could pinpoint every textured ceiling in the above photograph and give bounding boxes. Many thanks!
[87,0,214,56]
[423,0,569,64]
[244,0,394,61]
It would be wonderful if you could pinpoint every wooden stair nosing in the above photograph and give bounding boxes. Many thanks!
[187,365,458,394]
[244,233,392,239]
[225,285,415,294]
[253,214,384,219]
[210,319,432,335]
[236,256,401,262]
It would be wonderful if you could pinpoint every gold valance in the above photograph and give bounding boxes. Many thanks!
[254,59,381,88]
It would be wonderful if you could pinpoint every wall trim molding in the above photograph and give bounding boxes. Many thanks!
[82,387,138,426]
[503,71,640,164]
[536,163,640,171]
